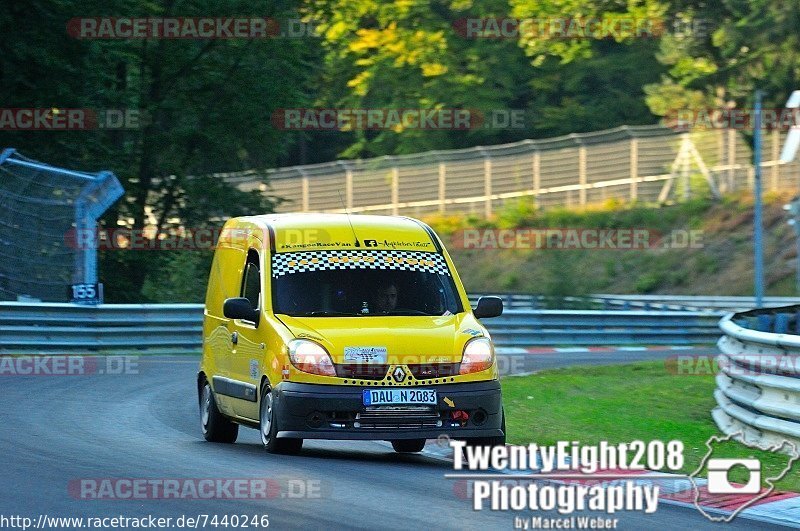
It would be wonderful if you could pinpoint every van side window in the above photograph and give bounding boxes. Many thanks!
[241,256,261,311]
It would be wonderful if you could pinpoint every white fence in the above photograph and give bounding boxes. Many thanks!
[214,125,800,217]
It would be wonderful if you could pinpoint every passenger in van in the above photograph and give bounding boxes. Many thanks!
[371,281,398,314]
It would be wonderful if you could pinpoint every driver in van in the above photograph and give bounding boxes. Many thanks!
[371,281,398,314]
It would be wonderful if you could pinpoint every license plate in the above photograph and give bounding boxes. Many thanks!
[363,388,437,406]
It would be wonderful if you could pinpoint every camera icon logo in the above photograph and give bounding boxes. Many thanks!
[707,458,761,494]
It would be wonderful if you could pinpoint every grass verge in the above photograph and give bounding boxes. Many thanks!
[502,361,799,492]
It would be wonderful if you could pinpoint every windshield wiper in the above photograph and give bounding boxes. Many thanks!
[295,311,362,317]
[386,309,437,316]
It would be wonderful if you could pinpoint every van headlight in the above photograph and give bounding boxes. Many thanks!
[459,337,494,375]
[288,339,336,377]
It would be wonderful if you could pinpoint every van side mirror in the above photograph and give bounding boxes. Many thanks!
[473,296,503,319]
[223,297,259,324]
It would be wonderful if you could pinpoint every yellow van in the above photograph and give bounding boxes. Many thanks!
[197,213,505,454]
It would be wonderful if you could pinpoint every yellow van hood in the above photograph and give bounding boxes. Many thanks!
[277,313,486,364]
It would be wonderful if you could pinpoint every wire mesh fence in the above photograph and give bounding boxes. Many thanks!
[0,150,123,302]
[216,125,800,216]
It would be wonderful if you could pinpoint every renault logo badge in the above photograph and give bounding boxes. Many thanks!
[392,366,406,383]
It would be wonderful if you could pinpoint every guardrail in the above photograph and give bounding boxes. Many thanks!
[488,309,722,346]
[468,293,800,311]
[714,306,800,449]
[0,303,202,355]
[0,302,724,355]
[592,294,800,312]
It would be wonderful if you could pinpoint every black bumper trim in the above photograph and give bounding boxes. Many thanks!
[271,380,503,440]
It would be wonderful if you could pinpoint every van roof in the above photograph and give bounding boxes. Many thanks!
[240,213,439,252]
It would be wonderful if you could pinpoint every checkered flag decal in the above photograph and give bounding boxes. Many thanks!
[272,250,450,277]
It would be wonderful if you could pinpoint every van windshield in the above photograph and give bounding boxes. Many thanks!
[271,250,462,317]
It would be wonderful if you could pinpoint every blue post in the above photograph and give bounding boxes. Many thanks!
[753,90,765,308]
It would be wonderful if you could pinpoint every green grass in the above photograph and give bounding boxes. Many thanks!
[502,361,800,492]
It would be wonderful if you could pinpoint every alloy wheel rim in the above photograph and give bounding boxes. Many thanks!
[260,389,273,443]
[201,385,211,431]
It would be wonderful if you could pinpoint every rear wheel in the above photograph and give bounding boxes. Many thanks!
[391,439,426,453]
[200,379,238,443]
[260,382,303,454]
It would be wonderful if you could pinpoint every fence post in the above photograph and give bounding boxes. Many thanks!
[716,129,725,192]
[772,129,780,190]
[301,174,309,212]
[481,148,492,217]
[391,165,399,215]
[532,149,541,208]
[727,129,736,190]
[681,143,691,200]
[345,167,353,210]
[438,161,446,214]
[578,142,587,206]
[630,137,638,202]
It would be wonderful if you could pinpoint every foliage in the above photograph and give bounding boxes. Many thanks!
[1,0,315,300]
[4,0,794,302]
[643,0,800,116]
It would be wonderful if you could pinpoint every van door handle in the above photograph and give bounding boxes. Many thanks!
[231,331,238,345]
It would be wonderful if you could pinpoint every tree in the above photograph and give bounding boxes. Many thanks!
[1,0,320,301]
[644,0,800,116]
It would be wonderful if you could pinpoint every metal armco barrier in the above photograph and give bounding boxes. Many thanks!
[715,306,800,450]
[593,294,800,312]
[469,293,800,312]
[489,309,723,346]
[0,303,203,354]
[0,302,724,355]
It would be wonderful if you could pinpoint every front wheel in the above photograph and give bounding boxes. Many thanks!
[260,382,303,455]
[200,379,238,443]
[391,439,426,453]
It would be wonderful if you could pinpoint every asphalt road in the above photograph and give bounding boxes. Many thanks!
[0,351,790,530]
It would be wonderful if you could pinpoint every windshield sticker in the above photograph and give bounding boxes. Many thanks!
[363,239,432,249]
[344,346,388,363]
[272,250,450,277]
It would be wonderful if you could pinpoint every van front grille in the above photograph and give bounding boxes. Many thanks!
[334,362,460,381]
[335,364,389,380]
[408,363,460,379]
[355,408,441,429]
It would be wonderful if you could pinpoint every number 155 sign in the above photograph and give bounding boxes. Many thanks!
[69,283,103,304]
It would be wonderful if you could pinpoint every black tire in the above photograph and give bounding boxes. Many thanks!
[260,382,303,455]
[391,439,426,453]
[200,379,238,443]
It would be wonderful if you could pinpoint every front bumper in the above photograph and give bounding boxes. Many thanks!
[271,380,503,440]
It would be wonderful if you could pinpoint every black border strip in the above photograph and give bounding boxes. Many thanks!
[212,375,257,402]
